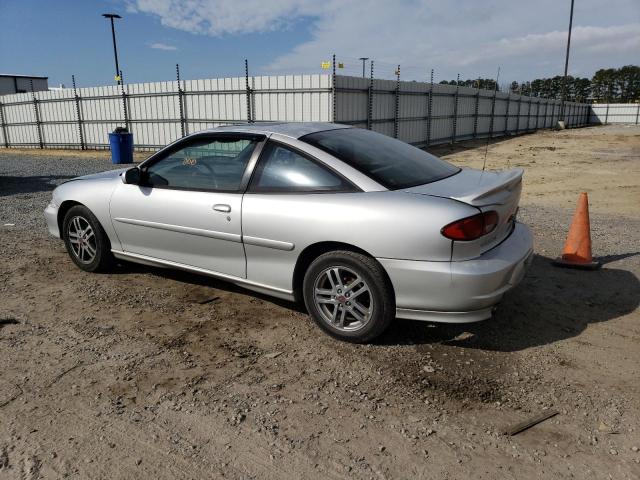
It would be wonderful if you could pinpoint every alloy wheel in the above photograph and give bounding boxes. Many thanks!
[313,266,373,331]
[67,216,97,264]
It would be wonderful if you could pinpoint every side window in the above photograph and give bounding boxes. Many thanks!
[249,142,355,193]
[144,137,258,191]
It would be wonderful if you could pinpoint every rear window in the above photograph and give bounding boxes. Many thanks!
[301,128,460,189]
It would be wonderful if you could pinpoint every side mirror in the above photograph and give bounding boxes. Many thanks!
[122,167,141,185]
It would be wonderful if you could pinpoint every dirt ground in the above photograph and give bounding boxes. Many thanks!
[1,125,639,479]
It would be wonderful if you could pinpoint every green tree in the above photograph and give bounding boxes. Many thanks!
[591,68,616,102]
[615,65,640,102]
[440,66,639,102]
[439,78,499,91]
[573,78,591,102]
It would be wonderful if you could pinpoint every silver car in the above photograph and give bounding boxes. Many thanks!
[44,122,533,342]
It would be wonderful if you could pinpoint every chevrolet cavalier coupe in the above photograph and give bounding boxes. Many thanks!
[45,122,533,342]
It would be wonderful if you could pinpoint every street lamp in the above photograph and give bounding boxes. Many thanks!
[559,0,574,125]
[102,13,123,84]
[359,57,369,78]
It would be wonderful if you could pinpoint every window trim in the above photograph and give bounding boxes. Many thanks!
[246,139,361,195]
[137,132,266,194]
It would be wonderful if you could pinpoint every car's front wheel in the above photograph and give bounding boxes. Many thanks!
[62,205,114,272]
[303,250,395,343]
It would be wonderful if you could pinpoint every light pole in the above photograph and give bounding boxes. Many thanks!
[359,57,369,78]
[559,0,574,125]
[102,13,123,84]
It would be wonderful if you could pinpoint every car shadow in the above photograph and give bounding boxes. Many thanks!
[113,252,640,352]
[113,260,307,313]
[0,175,76,196]
[598,252,640,265]
[377,253,640,351]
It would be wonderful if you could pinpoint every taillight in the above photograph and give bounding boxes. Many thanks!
[441,211,499,241]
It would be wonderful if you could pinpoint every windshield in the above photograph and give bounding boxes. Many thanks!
[301,128,460,189]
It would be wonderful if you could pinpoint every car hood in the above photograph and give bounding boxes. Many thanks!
[67,168,128,183]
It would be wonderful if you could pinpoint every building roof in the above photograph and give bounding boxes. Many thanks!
[0,74,48,79]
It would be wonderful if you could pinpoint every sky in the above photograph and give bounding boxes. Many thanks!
[0,0,638,88]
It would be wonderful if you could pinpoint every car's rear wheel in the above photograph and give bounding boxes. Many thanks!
[62,205,114,272]
[303,250,395,343]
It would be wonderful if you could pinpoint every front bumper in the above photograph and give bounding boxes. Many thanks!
[379,222,534,323]
[44,202,60,238]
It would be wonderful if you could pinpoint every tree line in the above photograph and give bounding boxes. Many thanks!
[439,65,639,103]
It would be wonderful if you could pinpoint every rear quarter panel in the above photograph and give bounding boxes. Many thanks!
[241,191,477,291]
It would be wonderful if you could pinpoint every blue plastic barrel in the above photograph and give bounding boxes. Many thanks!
[108,130,134,164]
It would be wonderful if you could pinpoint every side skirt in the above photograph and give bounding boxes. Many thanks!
[396,307,494,323]
[111,249,296,302]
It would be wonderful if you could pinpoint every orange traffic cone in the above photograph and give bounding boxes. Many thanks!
[553,192,600,269]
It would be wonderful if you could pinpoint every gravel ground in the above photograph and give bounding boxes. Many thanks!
[1,125,639,479]
[0,154,129,230]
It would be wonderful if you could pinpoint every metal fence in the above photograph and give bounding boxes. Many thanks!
[334,75,590,147]
[0,70,591,152]
[589,103,640,125]
[0,73,332,150]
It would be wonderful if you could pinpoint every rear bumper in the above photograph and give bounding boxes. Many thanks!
[44,202,60,238]
[379,222,533,323]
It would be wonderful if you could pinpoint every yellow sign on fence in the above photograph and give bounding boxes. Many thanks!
[321,61,344,70]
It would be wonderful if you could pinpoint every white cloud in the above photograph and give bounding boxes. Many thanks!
[126,0,640,80]
[448,24,640,67]
[130,0,324,35]
[149,42,178,51]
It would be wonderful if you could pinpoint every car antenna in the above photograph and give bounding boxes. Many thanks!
[482,66,500,173]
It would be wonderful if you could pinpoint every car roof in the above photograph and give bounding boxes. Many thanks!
[201,122,352,139]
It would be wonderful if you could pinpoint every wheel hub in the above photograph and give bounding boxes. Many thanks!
[67,216,97,264]
[313,266,373,332]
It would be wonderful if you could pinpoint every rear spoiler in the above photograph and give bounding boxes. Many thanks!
[403,167,524,207]
[466,168,523,206]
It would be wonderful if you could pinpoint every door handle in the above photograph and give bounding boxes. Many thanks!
[213,204,231,213]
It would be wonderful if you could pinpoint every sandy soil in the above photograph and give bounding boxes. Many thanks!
[432,124,640,218]
[1,125,639,479]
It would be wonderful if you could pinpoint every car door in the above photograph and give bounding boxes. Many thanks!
[241,139,360,290]
[110,133,264,278]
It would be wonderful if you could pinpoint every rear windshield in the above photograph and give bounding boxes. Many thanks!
[300,128,460,189]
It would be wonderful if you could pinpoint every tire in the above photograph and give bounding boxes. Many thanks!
[62,205,115,272]
[302,250,395,343]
